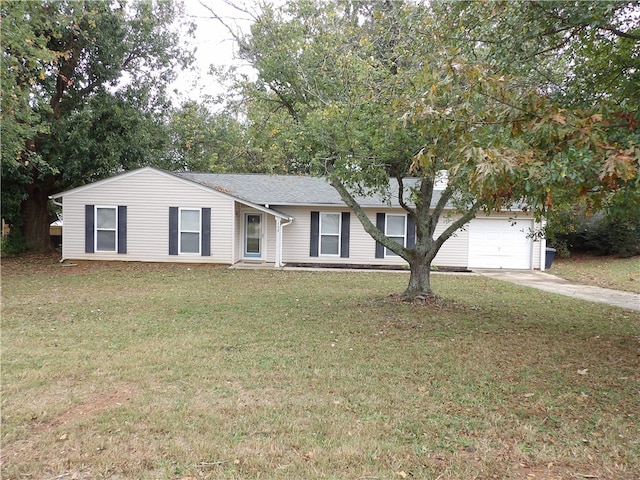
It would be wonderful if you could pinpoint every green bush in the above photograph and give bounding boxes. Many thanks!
[549,214,640,258]
[0,234,28,256]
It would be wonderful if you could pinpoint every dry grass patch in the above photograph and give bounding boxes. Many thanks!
[2,256,639,479]
[550,253,640,293]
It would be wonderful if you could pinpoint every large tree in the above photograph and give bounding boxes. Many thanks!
[1,0,194,251]
[210,0,638,298]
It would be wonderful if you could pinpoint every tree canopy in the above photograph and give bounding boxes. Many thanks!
[1,0,194,250]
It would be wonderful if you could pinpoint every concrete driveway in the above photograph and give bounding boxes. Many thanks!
[475,270,640,311]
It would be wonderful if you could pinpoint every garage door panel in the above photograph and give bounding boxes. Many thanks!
[469,218,533,269]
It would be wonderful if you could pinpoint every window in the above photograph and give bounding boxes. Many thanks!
[169,207,210,256]
[96,206,117,251]
[179,208,201,254]
[85,205,126,254]
[320,213,340,255]
[385,214,406,256]
[310,211,350,258]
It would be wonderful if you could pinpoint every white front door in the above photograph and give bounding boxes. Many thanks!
[468,218,533,269]
[244,213,262,258]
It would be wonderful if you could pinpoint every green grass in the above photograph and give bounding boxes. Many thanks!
[2,259,639,479]
[550,254,640,293]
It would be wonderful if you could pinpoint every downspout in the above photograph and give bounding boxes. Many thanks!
[49,196,65,263]
[275,216,293,268]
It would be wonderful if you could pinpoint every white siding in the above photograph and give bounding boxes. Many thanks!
[432,215,469,268]
[276,206,473,268]
[61,169,235,263]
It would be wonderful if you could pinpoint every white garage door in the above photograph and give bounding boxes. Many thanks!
[468,218,533,269]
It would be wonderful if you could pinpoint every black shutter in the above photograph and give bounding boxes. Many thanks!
[340,212,350,258]
[169,207,178,255]
[201,207,211,256]
[375,213,385,258]
[310,211,319,257]
[117,206,127,254]
[85,205,94,253]
[407,214,415,249]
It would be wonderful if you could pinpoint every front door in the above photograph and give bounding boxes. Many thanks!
[244,213,262,258]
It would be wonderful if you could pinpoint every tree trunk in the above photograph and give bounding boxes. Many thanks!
[20,186,54,252]
[404,258,433,298]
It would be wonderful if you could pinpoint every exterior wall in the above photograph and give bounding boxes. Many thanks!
[276,206,471,268]
[265,214,277,262]
[61,169,235,263]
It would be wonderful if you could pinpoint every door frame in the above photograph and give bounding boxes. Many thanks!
[243,211,264,259]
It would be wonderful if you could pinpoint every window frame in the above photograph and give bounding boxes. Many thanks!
[95,205,118,252]
[385,214,406,257]
[319,212,341,256]
[178,207,202,255]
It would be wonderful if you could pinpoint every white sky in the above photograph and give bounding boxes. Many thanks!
[170,0,258,105]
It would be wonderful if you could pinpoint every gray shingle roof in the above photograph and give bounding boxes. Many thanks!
[174,173,440,208]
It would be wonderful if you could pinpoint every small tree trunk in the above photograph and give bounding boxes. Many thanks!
[404,258,433,298]
[20,188,54,252]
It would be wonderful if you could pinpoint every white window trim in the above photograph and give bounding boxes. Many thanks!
[179,207,201,255]
[320,212,341,257]
[385,214,406,257]
[95,205,117,252]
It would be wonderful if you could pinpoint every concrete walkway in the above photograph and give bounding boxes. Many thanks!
[475,269,640,311]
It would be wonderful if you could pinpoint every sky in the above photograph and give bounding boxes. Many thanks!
[170,0,258,105]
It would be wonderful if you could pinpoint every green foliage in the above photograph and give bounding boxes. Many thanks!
[0,235,28,257]
[166,101,261,173]
[547,187,640,257]
[550,212,640,259]
[0,0,194,249]
[444,0,640,240]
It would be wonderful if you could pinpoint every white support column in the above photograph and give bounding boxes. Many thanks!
[275,217,282,268]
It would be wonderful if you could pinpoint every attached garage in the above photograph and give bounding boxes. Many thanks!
[468,218,535,269]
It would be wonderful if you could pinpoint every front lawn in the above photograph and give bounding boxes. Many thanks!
[550,254,640,293]
[2,259,639,479]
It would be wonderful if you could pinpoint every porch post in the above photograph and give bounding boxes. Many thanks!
[275,217,282,268]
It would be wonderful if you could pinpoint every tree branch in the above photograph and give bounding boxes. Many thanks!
[432,201,480,254]
[329,175,409,259]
